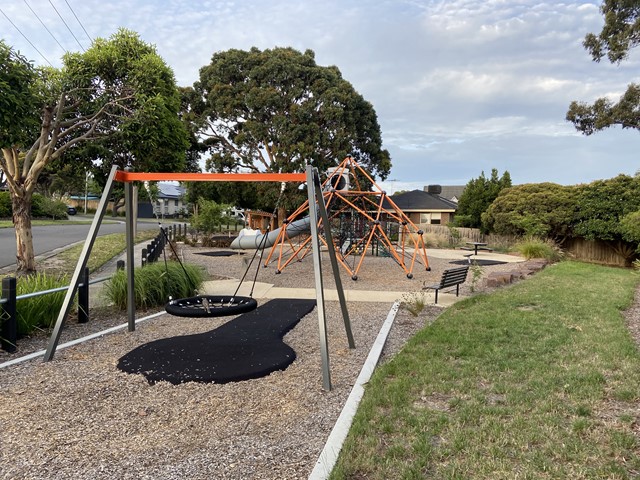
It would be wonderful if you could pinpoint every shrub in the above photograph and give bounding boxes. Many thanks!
[42,198,68,219]
[469,260,483,292]
[30,194,68,219]
[103,261,206,310]
[447,225,462,247]
[31,193,46,217]
[192,198,231,234]
[0,191,10,218]
[514,236,563,261]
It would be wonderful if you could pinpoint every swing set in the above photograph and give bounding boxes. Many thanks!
[43,165,354,391]
[162,181,286,318]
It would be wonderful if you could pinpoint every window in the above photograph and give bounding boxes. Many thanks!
[419,212,443,224]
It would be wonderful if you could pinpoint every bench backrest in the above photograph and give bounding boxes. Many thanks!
[439,266,469,288]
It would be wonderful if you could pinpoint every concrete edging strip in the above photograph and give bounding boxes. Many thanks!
[308,300,401,480]
[0,311,167,369]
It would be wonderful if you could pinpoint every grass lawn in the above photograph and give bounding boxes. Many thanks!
[53,230,159,275]
[331,261,640,479]
[0,219,92,228]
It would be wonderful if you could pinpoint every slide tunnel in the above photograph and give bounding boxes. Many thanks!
[230,216,312,249]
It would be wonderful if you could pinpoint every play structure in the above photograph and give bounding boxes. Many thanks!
[43,167,354,391]
[231,156,430,280]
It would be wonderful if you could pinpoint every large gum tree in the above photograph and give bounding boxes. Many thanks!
[0,29,187,275]
[182,47,391,214]
[567,0,640,132]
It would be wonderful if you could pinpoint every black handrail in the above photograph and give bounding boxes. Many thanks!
[0,266,122,353]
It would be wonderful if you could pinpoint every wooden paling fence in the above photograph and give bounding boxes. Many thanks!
[418,224,518,248]
[563,238,631,267]
[419,224,634,267]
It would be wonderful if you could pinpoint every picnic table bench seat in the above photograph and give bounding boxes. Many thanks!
[459,246,494,253]
[423,265,469,304]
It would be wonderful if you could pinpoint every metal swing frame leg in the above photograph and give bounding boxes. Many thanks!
[306,165,354,391]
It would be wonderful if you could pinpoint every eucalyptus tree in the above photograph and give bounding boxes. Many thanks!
[0,29,188,274]
[567,0,640,133]
[184,47,391,214]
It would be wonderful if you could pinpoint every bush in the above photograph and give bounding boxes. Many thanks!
[10,273,72,336]
[42,198,68,219]
[30,194,68,219]
[514,236,564,261]
[31,193,46,217]
[192,198,231,234]
[0,191,10,218]
[103,261,206,310]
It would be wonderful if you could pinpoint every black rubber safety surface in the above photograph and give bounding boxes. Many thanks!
[117,299,316,385]
[449,259,507,266]
[194,251,243,257]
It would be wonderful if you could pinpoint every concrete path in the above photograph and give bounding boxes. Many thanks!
[426,247,524,263]
[200,279,461,307]
[89,245,524,308]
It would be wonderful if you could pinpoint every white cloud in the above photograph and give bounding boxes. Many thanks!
[1,0,637,187]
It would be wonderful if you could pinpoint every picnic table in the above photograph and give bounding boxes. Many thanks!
[460,242,492,255]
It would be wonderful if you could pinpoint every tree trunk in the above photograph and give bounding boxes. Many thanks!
[12,193,37,275]
[277,206,286,226]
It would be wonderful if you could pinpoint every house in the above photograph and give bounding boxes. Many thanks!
[139,182,189,218]
[384,189,458,225]
[424,184,466,203]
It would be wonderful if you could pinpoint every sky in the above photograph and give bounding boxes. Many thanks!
[2,0,638,193]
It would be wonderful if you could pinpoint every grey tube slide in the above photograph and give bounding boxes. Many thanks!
[230,216,312,249]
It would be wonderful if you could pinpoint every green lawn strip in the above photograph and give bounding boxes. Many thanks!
[52,229,158,275]
[331,261,640,479]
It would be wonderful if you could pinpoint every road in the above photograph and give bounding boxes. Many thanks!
[0,216,160,270]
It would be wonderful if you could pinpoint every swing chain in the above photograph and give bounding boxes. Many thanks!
[233,181,287,299]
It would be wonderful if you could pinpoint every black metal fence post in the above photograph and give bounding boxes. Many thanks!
[1,277,17,352]
[78,267,89,324]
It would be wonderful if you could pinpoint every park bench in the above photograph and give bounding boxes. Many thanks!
[423,265,469,304]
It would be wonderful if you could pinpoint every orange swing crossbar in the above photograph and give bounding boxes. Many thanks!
[114,171,306,183]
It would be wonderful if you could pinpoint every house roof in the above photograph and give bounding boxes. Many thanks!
[424,185,466,203]
[158,182,185,199]
[384,189,458,211]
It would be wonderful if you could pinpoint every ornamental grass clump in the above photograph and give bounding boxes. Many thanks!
[400,291,427,317]
[514,236,564,262]
[103,261,206,310]
[11,273,71,335]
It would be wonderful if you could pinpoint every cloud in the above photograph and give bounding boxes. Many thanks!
[2,0,637,187]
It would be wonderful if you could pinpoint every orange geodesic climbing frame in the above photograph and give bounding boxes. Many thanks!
[264,156,430,280]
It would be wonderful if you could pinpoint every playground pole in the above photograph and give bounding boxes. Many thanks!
[124,167,136,332]
[44,165,119,361]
